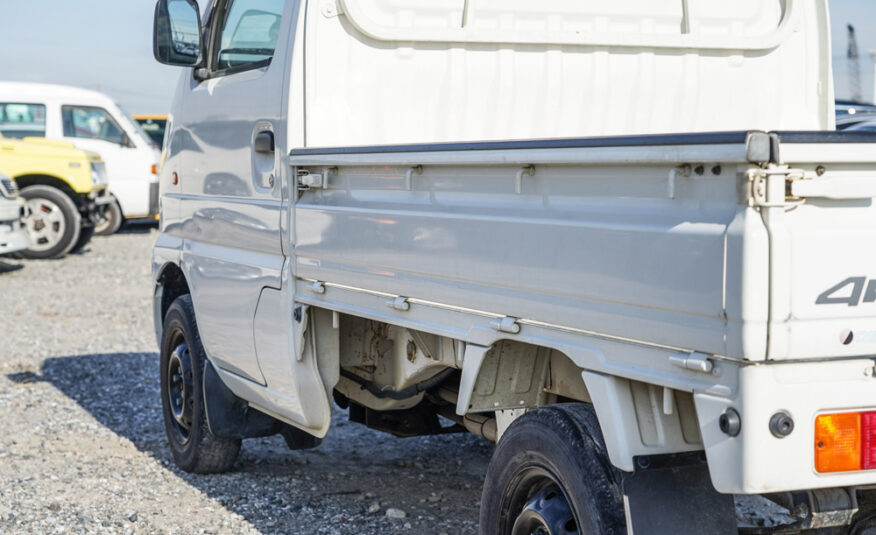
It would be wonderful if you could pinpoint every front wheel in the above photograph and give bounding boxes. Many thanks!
[160,295,241,473]
[17,185,81,259]
[479,404,626,535]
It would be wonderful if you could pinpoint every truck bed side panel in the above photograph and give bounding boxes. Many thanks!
[293,159,745,357]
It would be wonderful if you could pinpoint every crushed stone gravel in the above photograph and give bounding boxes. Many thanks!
[0,227,491,535]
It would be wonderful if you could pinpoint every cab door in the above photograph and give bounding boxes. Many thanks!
[179,0,291,385]
[178,0,330,436]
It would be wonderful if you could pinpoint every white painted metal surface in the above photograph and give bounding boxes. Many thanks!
[292,151,752,360]
[696,359,876,493]
[0,82,160,219]
[339,0,795,49]
[305,0,833,147]
[160,0,331,436]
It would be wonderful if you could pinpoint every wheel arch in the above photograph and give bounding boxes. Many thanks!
[14,175,80,205]
[457,339,704,472]
[458,340,591,416]
[109,193,124,218]
[155,261,191,331]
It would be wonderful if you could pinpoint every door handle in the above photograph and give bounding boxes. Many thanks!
[254,131,275,154]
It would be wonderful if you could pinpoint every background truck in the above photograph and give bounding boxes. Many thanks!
[0,83,161,236]
[152,0,876,532]
[0,136,109,259]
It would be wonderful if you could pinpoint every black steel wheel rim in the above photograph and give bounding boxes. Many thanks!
[166,338,194,445]
[506,469,580,535]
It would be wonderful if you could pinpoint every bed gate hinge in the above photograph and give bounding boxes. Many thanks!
[297,168,334,190]
[747,165,806,208]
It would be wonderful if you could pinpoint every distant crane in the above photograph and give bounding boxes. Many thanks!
[848,24,863,102]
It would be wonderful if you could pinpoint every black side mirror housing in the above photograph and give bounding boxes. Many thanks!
[154,0,203,67]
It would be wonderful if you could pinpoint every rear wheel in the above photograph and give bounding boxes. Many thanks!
[160,295,241,473]
[94,198,123,236]
[18,185,81,259]
[479,404,626,535]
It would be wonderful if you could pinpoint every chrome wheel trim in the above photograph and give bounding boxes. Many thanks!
[23,197,66,252]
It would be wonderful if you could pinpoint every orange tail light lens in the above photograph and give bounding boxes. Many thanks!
[815,413,860,473]
[151,164,159,175]
[814,410,876,474]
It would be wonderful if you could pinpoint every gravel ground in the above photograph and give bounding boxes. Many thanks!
[0,227,491,535]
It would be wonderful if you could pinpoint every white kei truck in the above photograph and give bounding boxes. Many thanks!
[151,0,876,533]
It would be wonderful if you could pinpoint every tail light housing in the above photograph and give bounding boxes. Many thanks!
[815,410,876,473]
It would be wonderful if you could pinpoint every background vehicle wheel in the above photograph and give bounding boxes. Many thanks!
[93,199,123,236]
[160,295,241,473]
[479,404,626,535]
[17,185,82,259]
[69,224,95,254]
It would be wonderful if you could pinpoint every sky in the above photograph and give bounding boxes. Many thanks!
[0,1,180,114]
[829,0,876,102]
[0,0,875,113]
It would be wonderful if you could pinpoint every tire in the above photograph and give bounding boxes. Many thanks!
[18,185,81,260]
[69,224,95,254]
[93,199,123,236]
[479,404,626,535]
[160,295,241,473]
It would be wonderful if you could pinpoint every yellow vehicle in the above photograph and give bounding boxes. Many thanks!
[0,136,109,259]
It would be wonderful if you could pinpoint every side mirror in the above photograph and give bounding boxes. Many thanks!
[154,0,203,67]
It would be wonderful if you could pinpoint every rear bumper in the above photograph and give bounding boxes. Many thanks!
[0,201,30,255]
[0,227,31,255]
[696,358,876,494]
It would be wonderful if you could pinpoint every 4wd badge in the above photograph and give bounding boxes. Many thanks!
[816,277,876,306]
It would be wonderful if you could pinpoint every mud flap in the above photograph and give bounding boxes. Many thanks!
[623,452,736,535]
[203,360,278,439]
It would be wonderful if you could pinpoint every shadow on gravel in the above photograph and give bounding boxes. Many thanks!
[15,352,491,535]
[118,221,159,234]
[0,259,24,274]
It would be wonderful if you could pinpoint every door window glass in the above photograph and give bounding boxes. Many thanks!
[214,0,283,71]
[0,103,47,138]
[62,106,127,145]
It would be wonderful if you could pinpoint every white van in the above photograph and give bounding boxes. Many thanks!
[0,83,161,235]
